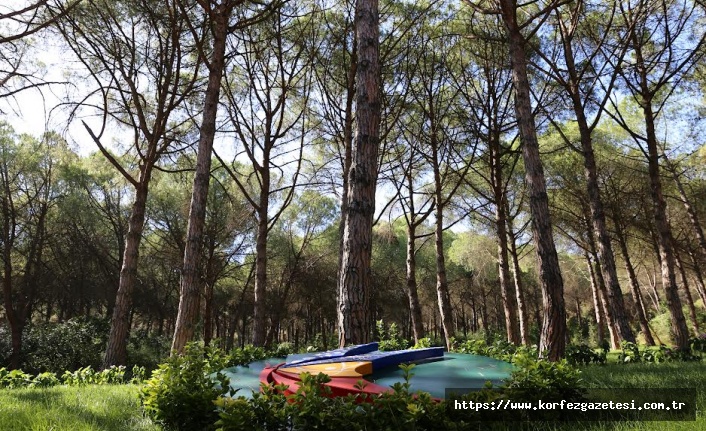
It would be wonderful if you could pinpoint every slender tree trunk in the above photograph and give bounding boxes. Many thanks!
[631,32,689,349]
[171,10,229,354]
[434,200,454,349]
[405,223,425,343]
[668,160,706,259]
[499,0,566,360]
[336,32,356,312]
[674,245,700,335]
[337,0,381,347]
[507,208,530,345]
[252,176,270,346]
[104,179,151,367]
[492,137,520,344]
[585,251,606,345]
[572,108,634,344]
[687,247,706,306]
[615,223,655,345]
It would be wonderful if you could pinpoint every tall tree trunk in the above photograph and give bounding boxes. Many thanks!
[572,104,634,345]
[631,31,689,349]
[171,10,229,354]
[337,0,381,347]
[104,178,151,367]
[667,159,706,260]
[507,207,530,345]
[405,223,425,343]
[585,251,606,346]
[674,244,700,335]
[252,176,270,346]
[499,0,566,360]
[492,137,520,344]
[336,31,356,314]
[433,200,454,349]
[687,246,706,306]
[615,223,655,345]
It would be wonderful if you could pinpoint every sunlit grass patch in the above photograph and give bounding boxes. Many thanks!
[0,384,160,431]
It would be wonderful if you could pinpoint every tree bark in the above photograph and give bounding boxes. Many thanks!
[104,178,151,367]
[171,8,229,354]
[507,206,530,345]
[627,10,689,350]
[492,134,520,345]
[585,252,606,345]
[337,0,381,347]
[252,170,270,346]
[405,222,425,343]
[434,198,454,349]
[615,223,655,345]
[687,247,706,306]
[499,0,566,359]
[674,243,700,335]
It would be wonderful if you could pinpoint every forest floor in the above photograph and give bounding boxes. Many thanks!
[0,362,704,430]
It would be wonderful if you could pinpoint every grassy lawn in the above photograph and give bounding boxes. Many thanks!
[0,384,160,431]
[565,362,706,431]
[0,362,703,431]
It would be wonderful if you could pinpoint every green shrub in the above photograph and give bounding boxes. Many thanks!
[376,320,409,351]
[505,353,584,402]
[30,371,60,388]
[140,343,231,431]
[0,368,33,389]
[618,341,641,363]
[228,345,268,366]
[21,317,109,374]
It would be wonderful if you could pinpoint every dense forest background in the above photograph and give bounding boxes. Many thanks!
[1,0,706,371]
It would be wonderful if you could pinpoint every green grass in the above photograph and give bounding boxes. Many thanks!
[0,384,160,431]
[569,362,706,431]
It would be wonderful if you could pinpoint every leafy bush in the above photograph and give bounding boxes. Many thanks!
[455,339,539,364]
[618,341,641,363]
[30,371,60,388]
[140,343,231,431]
[375,320,409,351]
[21,317,109,374]
[228,345,268,366]
[506,353,584,402]
[413,337,432,349]
[0,368,33,389]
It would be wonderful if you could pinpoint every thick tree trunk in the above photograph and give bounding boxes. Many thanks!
[104,179,151,367]
[337,0,380,347]
[171,10,228,355]
[615,224,655,345]
[500,0,565,360]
